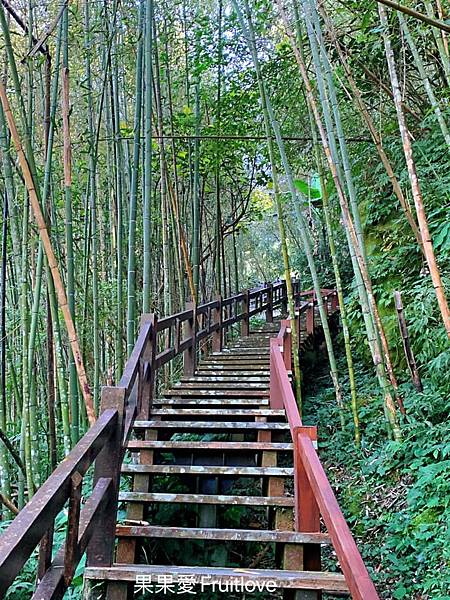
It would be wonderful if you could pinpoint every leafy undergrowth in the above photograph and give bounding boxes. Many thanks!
[303,352,450,600]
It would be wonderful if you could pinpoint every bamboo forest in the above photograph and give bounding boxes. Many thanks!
[0,0,449,598]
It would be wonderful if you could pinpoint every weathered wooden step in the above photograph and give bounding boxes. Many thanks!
[118,492,294,506]
[133,420,290,431]
[152,397,269,406]
[201,359,269,366]
[151,408,285,417]
[163,389,269,398]
[188,370,270,377]
[116,525,330,544]
[197,364,270,371]
[84,564,348,592]
[121,465,293,477]
[127,441,293,451]
[216,349,270,355]
[173,381,268,390]
[204,355,269,361]
[180,376,269,384]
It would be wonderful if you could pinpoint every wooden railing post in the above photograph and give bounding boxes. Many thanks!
[63,472,83,585]
[183,302,197,376]
[138,314,156,420]
[306,293,315,336]
[212,296,222,353]
[292,278,300,305]
[331,290,338,312]
[269,338,283,409]
[37,527,54,582]
[266,282,274,323]
[86,387,125,569]
[281,319,292,371]
[280,280,288,314]
[296,426,321,594]
[241,289,250,337]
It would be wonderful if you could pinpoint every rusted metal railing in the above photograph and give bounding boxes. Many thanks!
[269,289,380,600]
[0,279,297,599]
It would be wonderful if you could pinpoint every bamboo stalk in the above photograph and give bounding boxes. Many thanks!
[126,2,144,355]
[303,0,404,411]
[278,0,401,439]
[143,0,154,313]
[62,4,79,444]
[394,291,423,392]
[397,11,450,149]
[379,4,450,340]
[375,0,450,33]
[234,0,343,422]
[318,5,424,248]
[0,82,96,426]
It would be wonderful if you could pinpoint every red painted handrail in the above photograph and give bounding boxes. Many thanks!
[269,289,380,600]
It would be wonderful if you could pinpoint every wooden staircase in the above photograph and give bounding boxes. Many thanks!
[83,324,348,598]
[0,283,379,600]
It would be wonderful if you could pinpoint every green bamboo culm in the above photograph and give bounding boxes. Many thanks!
[111,36,125,378]
[62,4,79,444]
[143,0,154,313]
[397,12,450,149]
[313,134,360,445]
[127,3,145,355]
[303,0,400,399]
[282,0,401,439]
[191,32,201,300]
[229,0,302,405]
[0,116,12,514]
[249,0,344,425]
[84,0,100,411]
[291,7,360,443]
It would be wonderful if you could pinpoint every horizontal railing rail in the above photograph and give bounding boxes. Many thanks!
[0,278,298,599]
[269,289,380,600]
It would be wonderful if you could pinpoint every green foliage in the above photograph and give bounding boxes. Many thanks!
[293,176,322,199]
[304,344,450,599]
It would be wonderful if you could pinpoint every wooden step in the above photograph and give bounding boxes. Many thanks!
[116,525,330,545]
[118,492,294,506]
[187,370,270,377]
[203,355,269,362]
[126,441,293,451]
[150,408,285,417]
[172,381,268,390]
[180,376,269,383]
[163,389,269,398]
[216,349,270,355]
[84,564,348,592]
[121,465,294,477]
[201,359,269,366]
[197,365,270,371]
[133,420,290,431]
[152,397,269,406]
